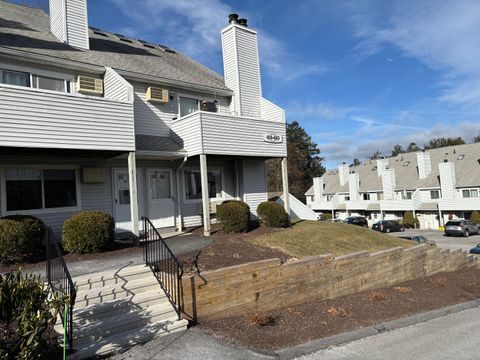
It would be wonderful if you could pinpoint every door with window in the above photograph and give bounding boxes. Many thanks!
[113,169,144,232]
[147,169,175,228]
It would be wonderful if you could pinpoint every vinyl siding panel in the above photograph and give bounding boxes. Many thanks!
[65,0,89,49]
[221,28,240,116]
[242,159,267,216]
[439,162,456,199]
[104,67,133,103]
[0,85,135,151]
[260,98,285,122]
[170,113,203,155]
[49,0,66,42]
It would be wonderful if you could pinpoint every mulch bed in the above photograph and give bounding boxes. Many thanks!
[179,223,291,272]
[195,267,480,351]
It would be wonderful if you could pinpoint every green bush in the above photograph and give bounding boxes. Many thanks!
[471,211,480,224]
[320,213,333,220]
[62,211,114,253]
[1,214,45,242]
[217,200,250,233]
[0,219,37,264]
[0,271,62,359]
[257,201,290,228]
[402,211,419,229]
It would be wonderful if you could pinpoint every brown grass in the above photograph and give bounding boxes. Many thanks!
[247,312,277,327]
[369,291,387,301]
[249,221,414,258]
[393,286,413,294]
[326,306,348,317]
[431,277,448,287]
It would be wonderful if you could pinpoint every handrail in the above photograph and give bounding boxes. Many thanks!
[142,217,184,319]
[45,226,76,352]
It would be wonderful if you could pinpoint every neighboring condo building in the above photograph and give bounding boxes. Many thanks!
[306,142,480,229]
[0,1,289,236]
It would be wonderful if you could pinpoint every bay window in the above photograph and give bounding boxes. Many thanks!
[4,169,78,212]
[184,169,223,201]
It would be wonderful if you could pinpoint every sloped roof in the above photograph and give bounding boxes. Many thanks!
[0,1,230,93]
[306,142,480,195]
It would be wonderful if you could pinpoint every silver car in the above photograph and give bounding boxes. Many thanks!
[444,220,479,237]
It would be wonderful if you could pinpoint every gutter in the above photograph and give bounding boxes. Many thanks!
[175,157,188,232]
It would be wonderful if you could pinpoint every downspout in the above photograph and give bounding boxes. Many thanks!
[175,157,188,232]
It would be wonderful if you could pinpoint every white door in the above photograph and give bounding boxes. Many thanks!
[113,169,144,232]
[147,169,175,228]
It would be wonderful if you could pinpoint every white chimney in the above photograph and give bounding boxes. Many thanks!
[338,164,349,186]
[381,169,396,200]
[221,14,261,118]
[376,159,388,177]
[439,162,456,199]
[49,0,89,50]
[348,172,360,201]
[416,152,432,179]
[313,177,323,201]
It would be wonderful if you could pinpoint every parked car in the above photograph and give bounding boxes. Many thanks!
[399,235,436,246]
[469,244,480,254]
[372,220,404,233]
[343,216,369,228]
[444,220,479,237]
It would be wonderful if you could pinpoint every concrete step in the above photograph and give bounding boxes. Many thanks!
[72,289,168,322]
[75,276,159,309]
[69,317,189,359]
[74,264,151,293]
[72,301,177,340]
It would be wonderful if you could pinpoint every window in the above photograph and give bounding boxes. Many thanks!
[430,190,440,199]
[363,193,370,200]
[5,169,77,211]
[1,70,30,87]
[179,97,199,117]
[326,195,333,202]
[32,75,67,92]
[403,191,413,200]
[184,169,223,201]
[462,189,479,198]
[344,195,350,201]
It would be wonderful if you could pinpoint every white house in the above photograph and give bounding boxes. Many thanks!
[306,143,480,229]
[0,1,289,237]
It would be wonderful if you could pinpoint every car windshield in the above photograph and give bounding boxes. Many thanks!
[446,221,461,226]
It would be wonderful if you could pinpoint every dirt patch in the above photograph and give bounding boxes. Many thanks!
[195,267,480,351]
[178,223,291,272]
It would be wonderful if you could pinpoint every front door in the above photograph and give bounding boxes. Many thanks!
[113,169,144,232]
[147,169,175,228]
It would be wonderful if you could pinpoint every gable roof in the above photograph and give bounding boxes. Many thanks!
[0,1,231,94]
[306,142,480,195]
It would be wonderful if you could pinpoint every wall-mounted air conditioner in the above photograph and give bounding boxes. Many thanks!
[76,76,103,95]
[146,86,169,103]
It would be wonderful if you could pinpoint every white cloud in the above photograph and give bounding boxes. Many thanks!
[286,101,358,120]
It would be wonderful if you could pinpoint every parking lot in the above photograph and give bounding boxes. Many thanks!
[389,229,480,252]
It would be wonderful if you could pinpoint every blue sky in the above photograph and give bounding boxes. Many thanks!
[18,0,480,168]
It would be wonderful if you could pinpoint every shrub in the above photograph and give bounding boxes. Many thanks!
[320,213,332,220]
[217,200,250,233]
[326,306,348,317]
[369,291,387,301]
[62,211,114,253]
[402,211,419,229]
[257,201,290,228]
[471,210,480,225]
[0,271,62,359]
[1,214,45,242]
[0,220,37,264]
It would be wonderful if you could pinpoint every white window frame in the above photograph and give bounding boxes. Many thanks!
[430,190,441,200]
[176,91,220,119]
[462,188,479,198]
[0,166,81,215]
[182,167,225,203]
[362,193,371,201]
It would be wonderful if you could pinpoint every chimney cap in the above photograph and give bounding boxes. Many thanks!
[228,14,239,24]
[238,18,248,27]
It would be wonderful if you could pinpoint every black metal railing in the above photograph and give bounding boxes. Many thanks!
[46,226,76,352]
[142,217,183,319]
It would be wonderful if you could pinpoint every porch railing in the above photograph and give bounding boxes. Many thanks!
[46,226,76,352]
[142,217,183,319]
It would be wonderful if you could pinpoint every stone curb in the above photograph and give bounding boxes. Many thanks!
[269,299,480,360]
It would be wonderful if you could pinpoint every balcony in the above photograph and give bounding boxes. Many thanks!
[438,198,480,211]
[171,111,287,157]
[0,69,135,152]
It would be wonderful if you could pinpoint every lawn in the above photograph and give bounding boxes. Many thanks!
[249,221,414,258]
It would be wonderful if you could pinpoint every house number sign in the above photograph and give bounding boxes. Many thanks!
[263,133,283,143]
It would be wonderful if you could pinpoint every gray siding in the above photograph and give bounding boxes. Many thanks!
[0,85,135,151]
[49,0,66,43]
[104,67,133,103]
[242,159,267,216]
[260,97,285,122]
[65,0,89,49]
[170,113,203,155]
[221,27,240,116]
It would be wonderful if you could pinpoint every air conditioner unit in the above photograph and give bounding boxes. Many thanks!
[146,86,169,103]
[76,76,103,95]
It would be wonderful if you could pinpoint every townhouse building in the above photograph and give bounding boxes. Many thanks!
[0,0,289,237]
[306,142,480,229]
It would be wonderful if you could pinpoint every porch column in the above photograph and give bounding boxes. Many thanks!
[200,154,211,236]
[281,157,290,214]
[128,152,139,236]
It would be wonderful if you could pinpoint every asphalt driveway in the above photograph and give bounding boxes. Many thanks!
[388,228,479,252]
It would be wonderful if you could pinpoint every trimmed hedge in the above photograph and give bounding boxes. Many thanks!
[62,211,114,253]
[1,215,45,243]
[402,211,419,229]
[0,220,36,264]
[320,213,333,220]
[217,200,250,233]
[471,210,480,225]
[257,201,290,228]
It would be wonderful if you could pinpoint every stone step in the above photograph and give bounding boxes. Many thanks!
[72,289,168,322]
[75,276,159,309]
[74,264,151,292]
[69,318,189,359]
